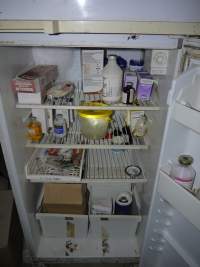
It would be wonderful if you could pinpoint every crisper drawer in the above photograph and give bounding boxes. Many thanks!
[89,214,141,239]
[36,213,89,238]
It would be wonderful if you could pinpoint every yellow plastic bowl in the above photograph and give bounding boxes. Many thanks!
[78,102,113,139]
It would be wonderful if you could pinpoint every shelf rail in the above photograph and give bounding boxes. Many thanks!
[16,88,160,111]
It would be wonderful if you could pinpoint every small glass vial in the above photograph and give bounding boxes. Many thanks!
[53,114,66,138]
[27,116,42,142]
[133,115,147,137]
[122,83,135,105]
[170,155,196,190]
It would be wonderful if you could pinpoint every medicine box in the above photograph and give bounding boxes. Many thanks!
[82,50,104,93]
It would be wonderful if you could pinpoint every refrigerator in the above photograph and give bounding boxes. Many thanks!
[0,1,200,266]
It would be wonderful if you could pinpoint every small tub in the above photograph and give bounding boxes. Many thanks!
[78,103,112,139]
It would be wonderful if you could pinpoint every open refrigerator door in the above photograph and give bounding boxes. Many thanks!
[140,46,200,267]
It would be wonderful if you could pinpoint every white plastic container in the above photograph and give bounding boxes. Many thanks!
[53,114,66,138]
[36,213,88,238]
[102,55,123,104]
[170,155,196,189]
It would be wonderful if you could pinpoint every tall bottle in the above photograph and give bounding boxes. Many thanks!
[102,55,123,104]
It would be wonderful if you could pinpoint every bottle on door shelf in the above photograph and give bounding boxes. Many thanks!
[133,115,148,137]
[53,114,67,138]
[170,155,196,190]
[102,55,123,104]
[27,116,42,142]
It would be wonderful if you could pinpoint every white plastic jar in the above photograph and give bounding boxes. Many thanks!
[170,155,196,190]
[102,55,123,104]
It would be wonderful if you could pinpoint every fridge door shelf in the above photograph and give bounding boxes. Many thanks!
[158,167,200,232]
[173,101,200,135]
[26,149,147,183]
[25,149,85,183]
[16,89,160,111]
[26,113,149,150]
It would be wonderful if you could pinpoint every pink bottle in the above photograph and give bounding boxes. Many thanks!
[170,155,196,190]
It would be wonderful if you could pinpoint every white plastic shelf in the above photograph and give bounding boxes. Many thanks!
[16,89,160,111]
[158,166,200,232]
[173,102,200,134]
[83,149,147,183]
[26,149,85,183]
[26,113,149,150]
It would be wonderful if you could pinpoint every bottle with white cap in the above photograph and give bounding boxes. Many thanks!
[102,55,123,104]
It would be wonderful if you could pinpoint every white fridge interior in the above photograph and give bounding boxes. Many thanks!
[0,43,180,261]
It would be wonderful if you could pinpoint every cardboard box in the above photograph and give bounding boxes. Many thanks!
[123,70,138,89]
[17,90,45,104]
[136,71,154,101]
[145,50,169,75]
[82,49,104,93]
[42,184,87,214]
[17,81,53,104]
[12,65,58,93]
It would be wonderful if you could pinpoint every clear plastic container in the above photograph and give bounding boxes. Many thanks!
[133,115,147,137]
[78,105,112,139]
[170,155,196,189]
[102,55,123,104]
[27,116,42,142]
[53,114,66,138]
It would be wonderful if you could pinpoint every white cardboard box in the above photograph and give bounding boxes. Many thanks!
[17,91,44,104]
[82,49,104,93]
[145,50,169,75]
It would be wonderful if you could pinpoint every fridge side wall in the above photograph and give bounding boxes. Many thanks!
[0,47,42,254]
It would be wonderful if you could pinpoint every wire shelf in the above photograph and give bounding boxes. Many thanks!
[83,149,147,183]
[26,148,146,183]
[25,149,85,183]
[16,88,160,111]
[26,112,149,149]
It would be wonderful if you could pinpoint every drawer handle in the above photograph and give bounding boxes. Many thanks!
[100,217,109,221]
[65,217,74,221]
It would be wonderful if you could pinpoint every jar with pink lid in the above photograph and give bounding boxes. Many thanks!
[170,155,196,190]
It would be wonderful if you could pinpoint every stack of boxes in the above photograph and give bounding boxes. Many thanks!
[12,65,58,134]
[12,65,58,104]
